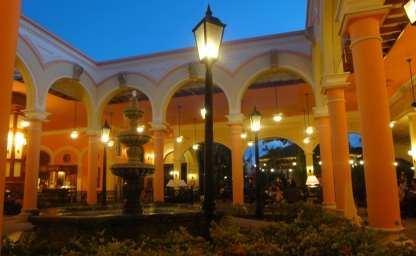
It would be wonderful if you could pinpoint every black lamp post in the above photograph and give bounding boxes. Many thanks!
[193,5,225,221]
[101,120,111,206]
[250,107,263,218]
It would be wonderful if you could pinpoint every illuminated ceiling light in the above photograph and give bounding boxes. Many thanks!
[101,120,111,143]
[200,108,207,120]
[224,176,228,180]
[394,161,399,167]
[409,148,416,158]
[176,135,184,144]
[305,126,314,135]
[247,141,254,147]
[70,130,79,140]
[318,161,322,165]
[289,168,293,173]
[21,120,30,128]
[273,113,283,123]
[240,131,247,139]
[359,160,364,165]
[137,125,145,133]
[389,121,396,128]
[303,137,310,144]
[271,168,275,173]
[412,166,415,171]
[349,159,354,165]
[405,0,416,24]
[192,143,199,150]
[292,162,297,166]
[107,140,115,147]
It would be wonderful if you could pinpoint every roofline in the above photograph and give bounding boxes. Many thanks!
[97,30,307,66]
[21,16,307,67]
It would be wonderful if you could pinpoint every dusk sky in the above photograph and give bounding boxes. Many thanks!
[22,1,307,61]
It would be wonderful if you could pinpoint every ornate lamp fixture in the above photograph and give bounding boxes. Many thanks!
[405,0,416,24]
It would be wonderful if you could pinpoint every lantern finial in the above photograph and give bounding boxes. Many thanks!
[206,4,212,17]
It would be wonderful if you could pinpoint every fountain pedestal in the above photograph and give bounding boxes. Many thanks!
[111,92,154,214]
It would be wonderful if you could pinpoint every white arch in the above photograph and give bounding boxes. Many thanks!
[154,64,234,123]
[96,73,157,124]
[230,51,314,114]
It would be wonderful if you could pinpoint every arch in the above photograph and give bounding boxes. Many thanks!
[96,74,156,125]
[15,55,39,111]
[40,145,54,164]
[52,145,82,166]
[230,51,314,114]
[155,64,233,123]
[42,75,97,130]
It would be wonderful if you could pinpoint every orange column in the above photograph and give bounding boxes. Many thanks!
[230,123,244,206]
[22,112,48,213]
[0,0,21,241]
[153,129,165,202]
[348,16,401,229]
[323,83,351,211]
[315,111,336,208]
[87,131,99,205]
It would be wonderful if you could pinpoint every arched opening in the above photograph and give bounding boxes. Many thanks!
[243,137,306,203]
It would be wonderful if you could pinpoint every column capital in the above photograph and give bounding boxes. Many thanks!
[85,130,100,137]
[313,106,329,118]
[150,122,168,132]
[337,1,390,35]
[23,110,49,122]
[227,113,245,125]
[321,73,350,95]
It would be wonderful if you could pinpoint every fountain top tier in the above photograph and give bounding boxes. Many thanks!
[111,90,154,177]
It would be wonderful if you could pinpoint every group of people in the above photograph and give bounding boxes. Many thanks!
[245,176,301,204]
[398,171,416,217]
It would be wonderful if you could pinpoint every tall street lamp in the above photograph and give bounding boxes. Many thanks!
[101,120,111,206]
[193,5,225,221]
[250,107,263,218]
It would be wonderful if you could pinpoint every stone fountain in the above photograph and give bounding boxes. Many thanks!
[111,91,154,214]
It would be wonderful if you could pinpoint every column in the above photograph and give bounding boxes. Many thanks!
[0,0,22,241]
[86,131,99,205]
[322,74,352,212]
[348,16,401,229]
[314,107,336,208]
[22,111,48,213]
[153,129,165,202]
[228,114,245,206]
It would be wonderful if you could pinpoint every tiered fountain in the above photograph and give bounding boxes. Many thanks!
[111,91,154,214]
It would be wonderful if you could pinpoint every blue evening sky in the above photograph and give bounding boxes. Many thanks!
[22,1,307,61]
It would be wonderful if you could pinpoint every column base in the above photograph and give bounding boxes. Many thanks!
[322,203,336,209]
[366,225,405,233]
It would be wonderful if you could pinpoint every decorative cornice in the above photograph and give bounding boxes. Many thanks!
[23,110,49,121]
[313,106,329,118]
[321,73,350,94]
[226,113,245,125]
[337,1,391,35]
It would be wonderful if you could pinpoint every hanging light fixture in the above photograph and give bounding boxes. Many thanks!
[272,87,283,122]
[405,0,416,24]
[407,59,416,109]
[70,100,79,140]
[192,118,199,150]
[101,120,111,143]
[240,130,247,139]
[304,93,314,135]
[200,107,207,120]
[176,105,183,144]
